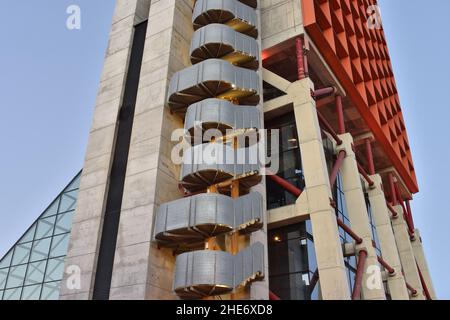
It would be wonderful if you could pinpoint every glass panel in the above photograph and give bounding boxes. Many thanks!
[25,260,47,286]
[307,239,317,272]
[269,273,310,300]
[58,190,78,213]
[54,211,73,235]
[6,264,27,289]
[18,224,36,244]
[0,268,8,290]
[41,281,60,300]
[306,220,313,237]
[0,251,13,268]
[11,242,32,266]
[45,257,65,282]
[42,198,60,218]
[3,287,22,300]
[50,233,70,258]
[65,174,81,191]
[35,216,56,240]
[0,290,3,300]
[30,238,52,262]
[269,237,308,275]
[22,284,42,300]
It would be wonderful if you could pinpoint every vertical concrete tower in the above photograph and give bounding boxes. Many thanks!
[60,0,268,300]
[59,0,435,300]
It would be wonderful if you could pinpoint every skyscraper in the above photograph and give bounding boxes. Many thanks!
[0,0,435,300]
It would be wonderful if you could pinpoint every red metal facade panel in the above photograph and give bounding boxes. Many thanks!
[301,0,418,193]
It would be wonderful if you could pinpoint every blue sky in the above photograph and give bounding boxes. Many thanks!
[0,1,449,299]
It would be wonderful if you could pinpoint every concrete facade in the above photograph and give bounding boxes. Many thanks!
[411,229,436,299]
[60,0,152,300]
[366,175,409,300]
[391,205,425,300]
[336,134,386,300]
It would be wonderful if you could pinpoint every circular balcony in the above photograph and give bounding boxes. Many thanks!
[194,0,258,9]
[173,242,265,299]
[193,0,258,39]
[180,143,262,192]
[184,98,261,141]
[174,250,234,299]
[190,24,260,70]
[153,192,263,246]
[167,59,260,114]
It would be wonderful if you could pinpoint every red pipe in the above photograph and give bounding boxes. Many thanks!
[267,171,365,248]
[267,171,302,197]
[317,109,343,145]
[405,282,418,296]
[312,87,337,99]
[352,250,368,300]
[386,202,399,218]
[269,290,281,301]
[416,262,432,300]
[394,185,415,238]
[406,200,416,231]
[303,38,309,77]
[357,162,375,187]
[365,138,376,175]
[402,206,415,239]
[336,95,346,134]
[296,37,306,80]
[388,173,397,205]
[329,150,347,188]
[337,218,363,245]
[377,256,395,275]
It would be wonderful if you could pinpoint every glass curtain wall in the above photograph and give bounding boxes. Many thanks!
[0,172,81,300]
[266,112,305,209]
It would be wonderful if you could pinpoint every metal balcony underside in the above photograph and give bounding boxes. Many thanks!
[180,143,261,192]
[193,0,258,38]
[190,24,259,70]
[167,59,260,114]
[153,192,263,246]
[173,242,264,299]
[185,98,261,139]
[194,0,258,9]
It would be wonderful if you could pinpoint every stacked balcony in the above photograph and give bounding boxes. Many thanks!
[154,0,265,299]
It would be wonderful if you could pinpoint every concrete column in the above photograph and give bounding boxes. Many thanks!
[366,175,409,300]
[60,0,152,300]
[391,206,425,300]
[336,134,386,300]
[250,0,269,300]
[411,229,437,299]
[108,0,193,300]
[290,79,350,300]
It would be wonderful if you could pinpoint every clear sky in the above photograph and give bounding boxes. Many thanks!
[0,0,449,299]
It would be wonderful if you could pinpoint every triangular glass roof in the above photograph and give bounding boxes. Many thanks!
[0,171,81,300]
